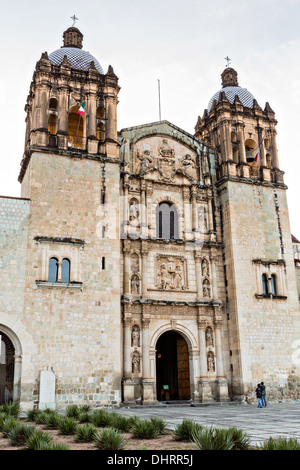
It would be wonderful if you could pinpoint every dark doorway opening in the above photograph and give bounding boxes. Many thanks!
[0,333,15,404]
[156,331,190,401]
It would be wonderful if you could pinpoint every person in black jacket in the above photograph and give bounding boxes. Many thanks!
[256,384,263,408]
[260,382,267,407]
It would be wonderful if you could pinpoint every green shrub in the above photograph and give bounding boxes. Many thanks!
[57,417,77,435]
[131,419,160,439]
[26,409,42,422]
[75,423,97,442]
[260,436,300,450]
[174,418,203,441]
[90,409,115,428]
[192,426,235,451]
[227,427,251,450]
[0,416,19,437]
[111,414,132,432]
[35,411,48,425]
[44,411,61,430]
[24,430,53,450]
[94,427,126,450]
[7,423,36,447]
[65,405,80,419]
[78,411,91,424]
[150,416,166,435]
[78,405,91,413]
[1,402,21,418]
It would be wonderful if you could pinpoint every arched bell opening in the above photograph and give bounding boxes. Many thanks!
[245,138,257,163]
[155,330,191,402]
[68,105,86,149]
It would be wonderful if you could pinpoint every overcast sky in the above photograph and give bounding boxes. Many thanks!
[1,0,299,237]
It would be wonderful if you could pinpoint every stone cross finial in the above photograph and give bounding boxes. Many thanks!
[71,15,78,26]
[225,56,231,68]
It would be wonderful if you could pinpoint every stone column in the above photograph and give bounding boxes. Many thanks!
[141,243,148,297]
[122,316,136,404]
[183,186,191,240]
[197,318,213,402]
[213,316,229,401]
[141,181,147,236]
[57,86,69,149]
[191,186,198,232]
[194,252,202,299]
[123,317,132,378]
[270,130,280,169]
[13,355,22,403]
[210,252,219,299]
[123,240,131,295]
[141,318,155,403]
[237,124,246,164]
[257,127,267,167]
[106,96,118,142]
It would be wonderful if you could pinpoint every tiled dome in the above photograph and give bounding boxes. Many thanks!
[49,47,104,74]
[208,86,255,112]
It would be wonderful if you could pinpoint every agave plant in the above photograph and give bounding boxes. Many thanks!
[131,419,160,439]
[44,411,61,430]
[75,423,97,442]
[0,416,19,437]
[192,426,235,451]
[111,414,132,433]
[1,402,21,418]
[226,426,251,450]
[78,411,91,424]
[26,409,42,422]
[24,430,54,450]
[94,427,126,450]
[260,436,300,450]
[173,418,203,441]
[57,417,77,435]
[7,423,36,447]
[150,416,166,435]
[78,404,91,413]
[65,405,80,419]
[90,409,114,428]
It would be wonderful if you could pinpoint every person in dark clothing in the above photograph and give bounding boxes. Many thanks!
[256,383,263,408]
[260,382,267,407]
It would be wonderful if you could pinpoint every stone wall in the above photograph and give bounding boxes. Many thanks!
[19,151,122,409]
[219,180,300,402]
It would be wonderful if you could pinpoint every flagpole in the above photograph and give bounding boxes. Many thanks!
[158,79,161,121]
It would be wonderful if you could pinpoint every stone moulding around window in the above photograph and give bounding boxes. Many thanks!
[255,293,287,300]
[35,280,83,290]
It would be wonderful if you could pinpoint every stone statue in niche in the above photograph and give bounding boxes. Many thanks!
[203,279,211,298]
[132,352,140,373]
[131,325,140,347]
[158,263,170,290]
[202,259,209,277]
[207,352,215,372]
[205,327,214,347]
[174,265,183,289]
[131,275,140,294]
[129,199,140,222]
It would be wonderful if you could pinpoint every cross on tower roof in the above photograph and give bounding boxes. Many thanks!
[71,15,78,26]
[225,56,231,68]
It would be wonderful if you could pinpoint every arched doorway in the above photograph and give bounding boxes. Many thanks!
[0,332,15,404]
[156,331,190,402]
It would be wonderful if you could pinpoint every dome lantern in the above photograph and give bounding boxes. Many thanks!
[62,27,83,49]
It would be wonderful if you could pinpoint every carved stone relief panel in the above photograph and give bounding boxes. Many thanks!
[155,254,188,291]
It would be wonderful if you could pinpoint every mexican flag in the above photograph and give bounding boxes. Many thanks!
[77,103,85,116]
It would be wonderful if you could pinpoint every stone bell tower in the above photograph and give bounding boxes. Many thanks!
[194,67,300,401]
[16,27,123,408]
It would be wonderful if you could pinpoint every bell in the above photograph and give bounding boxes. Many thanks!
[246,150,254,163]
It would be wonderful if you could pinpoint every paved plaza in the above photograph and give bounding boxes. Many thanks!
[117,402,300,446]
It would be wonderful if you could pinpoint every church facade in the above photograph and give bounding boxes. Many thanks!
[0,27,299,409]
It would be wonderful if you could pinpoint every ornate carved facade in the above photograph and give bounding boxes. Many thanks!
[0,27,299,408]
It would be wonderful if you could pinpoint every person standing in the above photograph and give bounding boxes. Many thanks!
[256,383,263,408]
[260,382,267,407]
